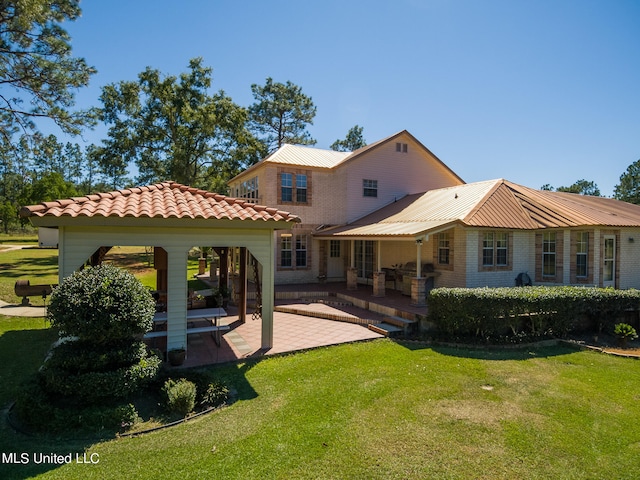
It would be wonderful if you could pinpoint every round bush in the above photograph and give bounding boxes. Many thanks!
[162,378,197,417]
[48,264,156,342]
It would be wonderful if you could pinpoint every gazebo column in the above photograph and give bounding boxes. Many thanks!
[238,247,247,323]
[259,237,275,350]
[165,246,189,353]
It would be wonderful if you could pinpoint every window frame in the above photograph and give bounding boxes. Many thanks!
[438,233,450,265]
[295,234,307,268]
[576,231,588,278]
[542,232,556,277]
[281,173,293,203]
[363,179,378,198]
[296,174,307,203]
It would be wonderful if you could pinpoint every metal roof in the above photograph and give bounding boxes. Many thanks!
[315,179,640,239]
[258,144,351,169]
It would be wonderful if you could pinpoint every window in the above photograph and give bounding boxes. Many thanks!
[438,233,450,265]
[235,176,259,202]
[363,179,378,197]
[330,240,341,258]
[296,235,307,267]
[543,232,556,277]
[482,232,494,266]
[576,231,588,277]
[396,142,408,153]
[482,231,509,268]
[496,232,508,266]
[281,173,292,202]
[281,234,292,267]
[296,174,307,203]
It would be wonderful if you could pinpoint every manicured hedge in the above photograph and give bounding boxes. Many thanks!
[40,354,161,403]
[427,286,640,339]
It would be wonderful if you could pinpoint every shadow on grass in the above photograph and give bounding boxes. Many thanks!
[0,326,98,480]
[0,327,57,407]
[0,254,58,280]
[395,338,580,360]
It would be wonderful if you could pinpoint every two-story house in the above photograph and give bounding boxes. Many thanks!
[229,130,640,305]
[229,130,464,287]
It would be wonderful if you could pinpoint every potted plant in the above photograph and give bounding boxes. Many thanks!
[167,347,186,366]
[613,322,638,348]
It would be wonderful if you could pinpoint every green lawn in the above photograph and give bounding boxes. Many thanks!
[2,238,640,479]
[1,338,639,479]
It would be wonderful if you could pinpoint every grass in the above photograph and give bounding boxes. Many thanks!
[3,237,640,478]
[1,339,639,479]
[0,242,209,303]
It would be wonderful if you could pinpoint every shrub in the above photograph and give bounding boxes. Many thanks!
[14,379,140,433]
[47,263,155,343]
[43,339,149,373]
[162,378,197,417]
[428,286,640,341]
[40,354,161,404]
[201,382,229,408]
[613,323,638,341]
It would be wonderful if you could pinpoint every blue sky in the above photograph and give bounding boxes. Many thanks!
[61,0,640,196]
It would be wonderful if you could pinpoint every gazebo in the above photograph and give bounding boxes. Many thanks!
[20,181,300,354]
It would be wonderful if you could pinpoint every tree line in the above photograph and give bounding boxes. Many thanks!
[0,1,637,233]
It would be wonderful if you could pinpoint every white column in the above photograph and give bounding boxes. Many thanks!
[165,246,189,352]
[260,233,275,350]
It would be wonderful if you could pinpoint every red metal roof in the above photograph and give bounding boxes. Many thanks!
[315,179,640,238]
[20,181,300,223]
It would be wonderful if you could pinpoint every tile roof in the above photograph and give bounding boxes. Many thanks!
[20,181,300,223]
[315,179,640,238]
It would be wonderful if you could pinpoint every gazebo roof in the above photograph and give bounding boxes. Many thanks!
[20,181,300,224]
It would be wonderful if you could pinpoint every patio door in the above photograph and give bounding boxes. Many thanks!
[603,235,616,288]
[355,240,374,285]
[327,240,343,279]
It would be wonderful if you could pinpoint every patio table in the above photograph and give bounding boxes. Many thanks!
[145,308,229,345]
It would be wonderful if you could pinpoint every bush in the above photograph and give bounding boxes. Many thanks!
[43,339,149,373]
[40,354,161,404]
[14,379,140,433]
[613,323,638,342]
[47,264,156,343]
[428,286,640,341]
[201,382,229,408]
[162,378,197,417]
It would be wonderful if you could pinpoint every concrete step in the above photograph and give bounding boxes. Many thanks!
[383,315,417,334]
[275,304,372,326]
[301,297,354,307]
[368,323,404,337]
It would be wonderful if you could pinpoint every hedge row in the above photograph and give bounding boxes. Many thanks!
[427,286,640,339]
